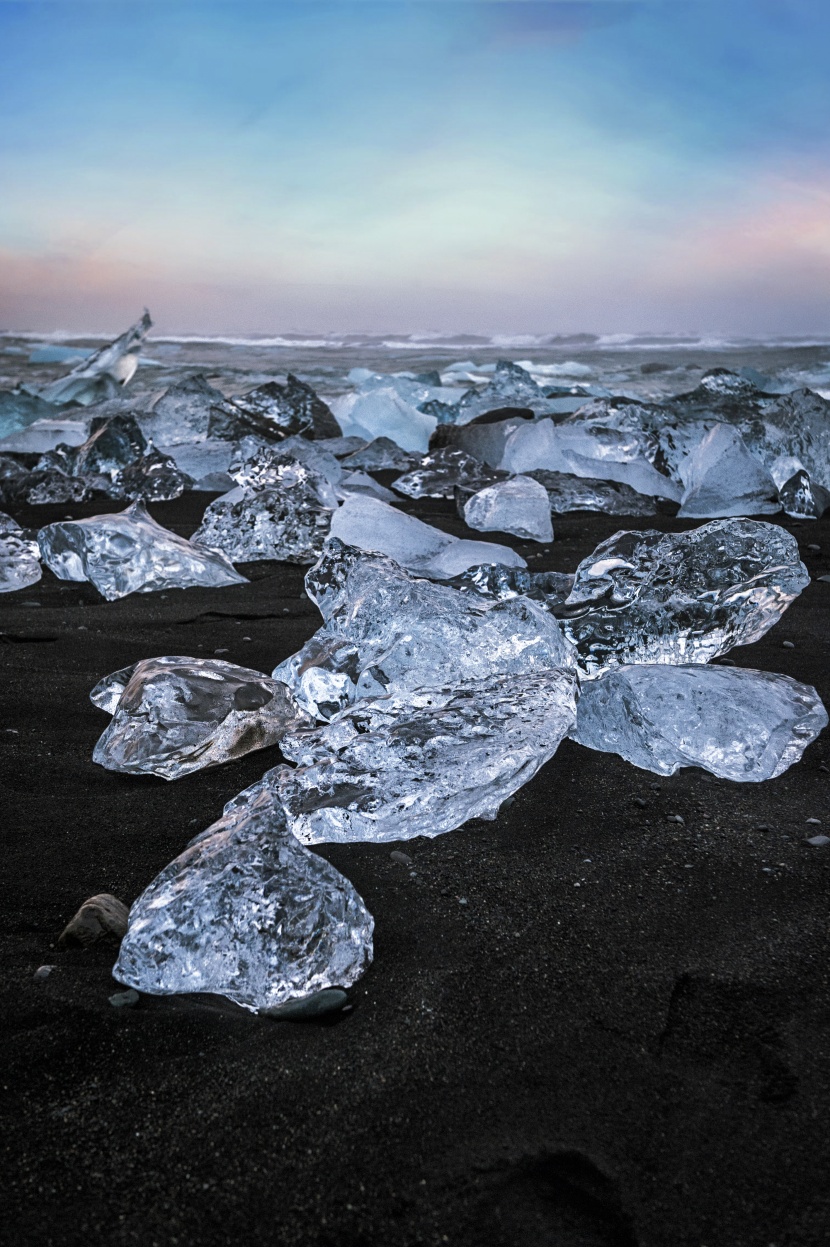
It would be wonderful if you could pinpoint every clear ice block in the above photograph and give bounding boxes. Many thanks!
[678,424,779,518]
[525,470,656,516]
[392,447,505,500]
[462,475,554,542]
[0,513,41,592]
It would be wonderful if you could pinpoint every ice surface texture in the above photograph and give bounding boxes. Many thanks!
[340,437,420,472]
[463,476,554,542]
[92,657,310,780]
[331,388,436,453]
[678,425,778,518]
[572,665,827,780]
[273,539,574,719]
[38,501,247,600]
[330,494,525,579]
[562,519,808,676]
[525,470,657,516]
[0,513,41,592]
[211,376,341,442]
[233,671,577,845]
[113,788,373,1012]
[392,447,504,500]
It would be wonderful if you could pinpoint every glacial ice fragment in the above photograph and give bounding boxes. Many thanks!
[141,375,227,446]
[678,425,779,518]
[37,414,191,502]
[0,418,89,455]
[778,470,830,520]
[0,389,55,440]
[462,476,553,542]
[525,470,656,516]
[232,671,578,845]
[33,311,152,406]
[211,376,341,442]
[443,562,574,608]
[91,656,310,780]
[329,494,526,579]
[433,361,555,425]
[392,447,505,499]
[113,787,373,1012]
[330,388,436,453]
[38,500,247,600]
[436,413,533,470]
[229,439,342,494]
[571,665,827,781]
[561,519,809,676]
[273,539,573,719]
[340,437,421,472]
[0,513,41,592]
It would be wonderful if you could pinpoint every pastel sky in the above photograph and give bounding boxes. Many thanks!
[1,0,829,336]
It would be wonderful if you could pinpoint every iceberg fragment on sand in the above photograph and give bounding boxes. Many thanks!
[330,388,436,453]
[37,414,191,502]
[678,424,779,518]
[91,656,310,780]
[0,512,41,592]
[778,470,830,520]
[571,665,827,781]
[210,376,341,442]
[38,500,247,600]
[273,539,573,720]
[525,470,656,516]
[462,475,554,542]
[231,671,578,845]
[141,374,227,446]
[113,787,373,1012]
[392,447,505,500]
[561,519,809,676]
[429,361,554,425]
[32,311,152,406]
[340,437,421,472]
[329,494,526,579]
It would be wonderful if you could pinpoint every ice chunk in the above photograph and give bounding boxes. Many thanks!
[191,461,336,564]
[113,787,373,1012]
[16,469,95,505]
[338,471,398,502]
[525,470,656,516]
[778,470,830,520]
[462,476,553,543]
[571,665,827,781]
[161,440,236,491]
[114,446,193,502]
[562,519,809,676]
[211,376,341,442]
[0,418,88,454]
[141,374,227,446]
[38,500,247,600]
[230,438,342,493]
[443,562,574,608]
[340,437,421,472]
[33,311,152,406]
[235,671,577,845]
[330,387,436,453]
[91,656,310,780]
[329,494,525,579]
[314,435,368,459]
[0,390,55,440]
[436,414,533,470]
[392,447,505,500]
[434,361,553,425]
[37,414,191,502]
[273,539,573,719]
[678,425,778,518]
[0,513,41,592]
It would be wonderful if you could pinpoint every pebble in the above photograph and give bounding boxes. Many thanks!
[782,640,795,649]
[806,544,821,553]
[109,988,140,1008]
[214,648,229,655]
[458,897,468,906]
[633,797,647,808]
[806,835,830,847]
[718,657,736,665]
[264,988,347,1020]
[390,850,412,866]
[242,636,252,641]
[806,818,822,825]
[667,814,685,825]
[755,824,772,833]
[649,783,661,792]
[34,965,55,981]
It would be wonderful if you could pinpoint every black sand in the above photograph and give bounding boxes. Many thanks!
[2,491,829,1246]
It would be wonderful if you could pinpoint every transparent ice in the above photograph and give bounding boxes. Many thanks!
[229,439,342,495]
[438,414,533,471]
[140,375,227,446]
[427,361,554,425]
[778,470,829,520]
[392,447,505,500]
[571,664,827,780]
[0,513,41,592]
[38,500,247,600]
[340,437,421,472]
[31,311,152,407]
[525,470,656,516]
[0,418,88,455]
[91,656,310,780]
[37,414,191,502]
[211,376,341,442]
[113,787,374,1013]
[678,424,779,518]
[463,475,554,542]
[443,562,574,609]
[0,389,55,440]
[330,387,436,453]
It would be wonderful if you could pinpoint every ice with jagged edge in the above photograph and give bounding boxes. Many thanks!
[211,375,341,442]
[4,465,94,506]
[678,424,779,518]
[462,475,553,542]
[272,539,574,719]
[423,360,555,425]
[36,414,191,502]
[774,463,830,519]
[392,447,505,499]
[139,374,227,446]
[438,413,535,471]
[228,671,578,845]
[341,437,424,472]
[443,562,574,609]
[571,664,827,780]
[91,656,311,780]
[29,311,152,407]
[330,387,437,453]
[38,500,247,600]
[561,518,809,676]
[229,438,343,492]
[330,494,526,579]
[525,470,656,516]
[0,512,41,592]
[113,787,373,1012]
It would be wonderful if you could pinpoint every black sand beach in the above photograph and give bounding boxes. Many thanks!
[3,487,829,1246]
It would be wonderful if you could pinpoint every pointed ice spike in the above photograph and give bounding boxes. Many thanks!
[34,311,152,406]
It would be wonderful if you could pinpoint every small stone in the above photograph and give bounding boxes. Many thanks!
[806,835,830,847]
[806,544,821,552]
[262,988,348,1020]
[390,851,413,866]
[458,897,468,906]
[59,893,129,948]
[633,797,647,808]
[755,824,772,832]
[242,636,252,641]
[34,965,55,981]
[806,817,822,825]
[109,988,140,1008]
[667,814,685,825]
[782,640,795,649]
[214,647,229,655]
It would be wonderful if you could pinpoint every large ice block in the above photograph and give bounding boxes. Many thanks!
[330,387,436,453]
[0,513,41,592]
[38,500,247,600]
[211,376,341,442]
[678,424,779,518]
[0,389,55,440]
[462,476,553,542]
[562,519,809,675]
[329,494,526,579]
[113,788,373,1012]
[91,656,310,780]
[571,664,827,780]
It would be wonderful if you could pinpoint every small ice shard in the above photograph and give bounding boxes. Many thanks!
[141,374,228,446]
[0,418,89,455]
[0,389,55,440]
[33,311,152,406]
[91,656,310,780]
[273,539,573,719]
[211,376,341,441]
[0,513,41,592]
[236,670,577,845]
[462,476,553,542]
[444,562,574,608]
[340,437,421,472]
[778,470,830,520]
[192,461,336,564]
[38,500,247,600]
[330,387,436,453]
[678,425,779,518]
[392,447,505,500]
[113,787,374,1013]
[562,519,809,676]
[329,494,525,579]
[571,665,827,781]
[525,470,657,516]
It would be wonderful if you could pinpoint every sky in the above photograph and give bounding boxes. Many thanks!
[1,0,829,336]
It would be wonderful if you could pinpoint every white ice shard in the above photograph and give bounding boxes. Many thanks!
[391,447,505,500]
[525,470,656,516]
[113,787,373,1012]
[330,387,436,453]
[91,656,310,780]
[273,539,573,719]
[562,519,809,676]
[38,500,247,600]
[33,311,152,406]
[0,513,41,592]
[571,664,827,781]
[463,476,553,542]
[232,671,578,845]
[329,494,525,579]
[678,424,779,518]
